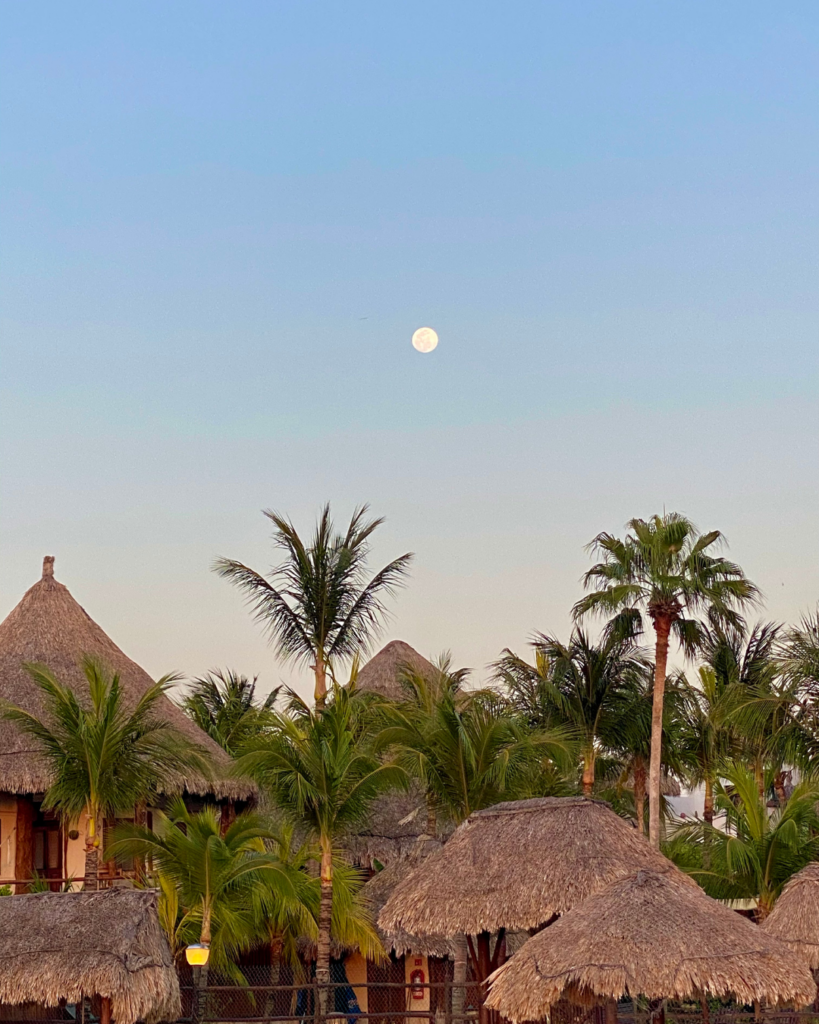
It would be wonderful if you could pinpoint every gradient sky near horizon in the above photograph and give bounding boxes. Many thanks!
[2,1,817,700]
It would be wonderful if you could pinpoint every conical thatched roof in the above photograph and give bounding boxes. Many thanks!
[763,862,819,968]
[0,557,253,800]
[0,888,181,1024]
[486,869,816,1021]
[379,797,685,938]
[356,640,435,701]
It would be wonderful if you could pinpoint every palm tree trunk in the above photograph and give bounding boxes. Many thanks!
[314,659,328,708]
[316,840,333,1018]
[633,757,647,835]
[451,935,468,1020]
[648,615,671,849]
[83,812,100,891]
[425,799,437,838]
[754,757,765,801]
[581,747,595,796]
[703,778,714,825]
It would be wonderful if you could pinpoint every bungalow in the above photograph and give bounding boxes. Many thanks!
[0,557,254,892]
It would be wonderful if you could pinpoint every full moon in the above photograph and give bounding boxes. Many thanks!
[412,327,438,353]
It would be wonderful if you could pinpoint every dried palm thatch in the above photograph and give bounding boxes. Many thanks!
[486,869,815,1021]
[0,557,253,800]
[763,862,819,968]
[363,843,455,958]
[379,797,684,938]
[0,888,181,1024]
[355,640,435,702]
[345,787,454,866]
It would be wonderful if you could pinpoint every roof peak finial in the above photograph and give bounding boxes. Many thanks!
[42,556,55,579]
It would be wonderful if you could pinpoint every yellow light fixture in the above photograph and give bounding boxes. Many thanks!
[185,943,210,966]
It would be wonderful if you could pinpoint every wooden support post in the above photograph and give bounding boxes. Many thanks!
[100,997,111,1024]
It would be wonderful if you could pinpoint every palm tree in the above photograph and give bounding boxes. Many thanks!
[696,623,794,801]
[676,665,735,825]
[182,669,279,755]
[603,666,686,834]
[233,684,405,1012]
[572,513,759,847]
[215,504,413,705]
[667,764,819,920]
[109,799,310,998]
[1,658,209,890]
[494,628,648,795]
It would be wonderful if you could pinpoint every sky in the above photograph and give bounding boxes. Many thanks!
[1,1,817,700]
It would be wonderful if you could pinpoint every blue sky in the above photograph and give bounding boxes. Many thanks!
[2,1,817,695]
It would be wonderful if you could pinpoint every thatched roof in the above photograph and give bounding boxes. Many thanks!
[0,888,181,1024]
[346,787,454,866]
[362,842,455,958]
[0,557,253,800]
[763,862,819,968]
[486,869,815,1021]
[379,797,685,938]
[356,640,435,701]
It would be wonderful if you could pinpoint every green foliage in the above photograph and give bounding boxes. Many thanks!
[573,512,759,647]
[236,683,406,844]
[214,504,413,700]
[1,657,211,846]
[666,764,819,919]
[109,799,310,970]
[380,658,576,825]
[182,668,279,755]
[494,629,648,792]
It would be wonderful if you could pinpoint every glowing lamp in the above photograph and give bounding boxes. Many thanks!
[185,944,210,966]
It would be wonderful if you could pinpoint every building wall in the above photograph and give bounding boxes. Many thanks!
[405,952,430,1014]
[0,797,17,887]
[344,951,369,1013]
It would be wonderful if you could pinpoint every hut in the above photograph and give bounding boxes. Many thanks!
[486,869,816,1023]
[763,862,819,968]
[355,640,436,702]
[0,888,181,1024]
[0,557,254,891]
[379,796,689,1021]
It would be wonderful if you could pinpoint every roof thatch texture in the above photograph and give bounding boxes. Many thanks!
[345,787,454,866]
[0,888,181,1024]
[356,640,435,701]
[0,558,253,800]
[486,869,816,1021]
[362,842,455,958]
[379,797,687,938]
[763,862,819,968]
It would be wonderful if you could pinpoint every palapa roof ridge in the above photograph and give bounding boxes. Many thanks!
[486,868,816,1022]
[379,795,688,937]
[0,887,181,1024]
[0,557,253,800]
[355,640,436,701]
[763,861,819,967]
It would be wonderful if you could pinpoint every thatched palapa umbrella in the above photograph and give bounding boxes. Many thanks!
[0,888,181,1024]
[486,869,815,1023]
[763,862,819,968]
[379,797,684,1019]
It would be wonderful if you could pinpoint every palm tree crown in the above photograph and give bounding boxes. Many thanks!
[1,657,209,889]
[182,668,278,755]
[572,513,758,847]
[214,504,413,704]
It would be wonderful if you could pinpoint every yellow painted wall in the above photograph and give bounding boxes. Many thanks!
[65,811,88,890]
[344,952,368,1013]
[0,796,17,886]
[405,952,430,1014]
